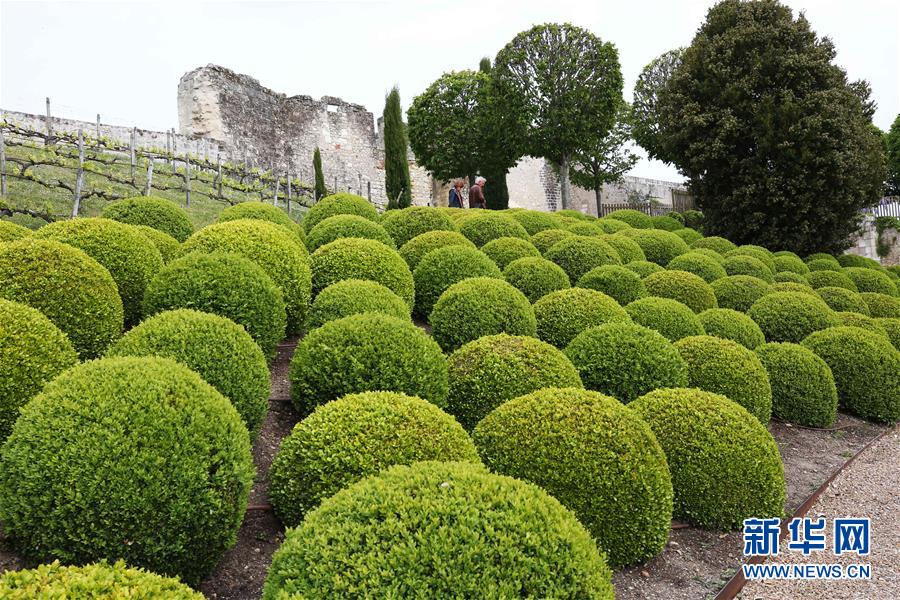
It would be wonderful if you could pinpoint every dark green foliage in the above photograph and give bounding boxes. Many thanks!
[626,297,705,342]
[722,255,774,283]
[304,192,378,233]
[602,234,646,263]
[807,269,858,291]
[861,292,900,317]
[617,229,689,265]
[101,195,194,242]
[630,388,785,529]
[816,287,871,315]
[605,209,652,228]
[577,265,647,305]
[886,114,900,195]
[545,236,621,282]
[430,277,536,352]
[0,239,123,358]
[0,220,31,242]
[534,287,630,348]
[691,236,736,255]
[508,210,562,235]
[218,202,305,245]
[106,309,270,437]
[458,211,530,247]
[133,225,181,264]
[0,357,253,585]
[625,260,665,278]
[143,252,286,359]
[748,292,839,343]
[875,318,900,349]
[773,255,810,275]
[269,391,478,527]
[308,280,410,329]
[803,327,900,423]
[755,342,838,427]
[474,388,673,567]
[383,87,412,208]
[289,313,448,415]
[531,228,576,254]
[643,270,717,313]
[837,254,883,269]
[673,227,703,245]
[262,461,614,599]
[503,256,571,302]
[667,251,727,282]
[631,48,684,163]
[650,215,683,231]
[379,206,456,247]
[771,282,816,295]
[447,334,582,430]
[675,335,772,423]
[313,147,326,200]
[844,267,897,296]
[481,236,541,269]
[711,275,772,312]
[398,230,475,271]
[412,245,502,317]
[681,210,705,231]
[773,271,810,284]
[306,214,395,251]
[698,308,766,349]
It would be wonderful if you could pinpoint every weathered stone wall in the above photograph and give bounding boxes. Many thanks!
[844,216,879,262]
[879,227,900,266]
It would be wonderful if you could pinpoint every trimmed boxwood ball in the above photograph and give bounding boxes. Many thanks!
[602,234,646,263]
[473,387,672,567]
[755,343,838,428]
[181,219,311,333]
[556,209,595,221]
[860,292,900,318]
[133,224,181,263]
[143,252,286,359]
[618,229,690,265]
[875,318,900,350]
[545,236,621,283]
[534,287,630,348]
[578,265,646,305]
[806,258,843,272]
[447,334,582,430]
[816,286,871,315]
[431,277,536,352]
[398,229,475,270]
[807,269,858,291]
[722,255,774,283]
[667,252,727,282]
[308,279,410,329]
[596,218,632,233]
[626,260,664,277]
[725,245,776,272]
[837,254,883,269]
[306,214,395,251]
[566,322,688,403]
[263,461,614,599]
[0,299,78,441]
[605,208,652,228]
[503,257,571,302]
[630,388,785,529]
[698,308,765,349]
[101,195,194,242]
[773,254,810,275]
[218,201,305,245]
[567,222,604,237]
[773,271,810,284]
[412,245,501,317]
[711,275,772,312]
[303,192,377,233]
[771,282,817,295]
[0,239,123,358]
[508,209,562,235]
[748,291,839,343]
[690,247,726,263]
[643,270,717,313]
[269,391,478,527]
[626,297,705,342]
[0,561,203,598]
[106,309,269,438]
[310,237,415,309]
[0,357,253,585]
[802,327,900,423]
[289,313,448,415]
[650,214,683,231]
[379,205,456,247]
[673,227,703,245]
[0,220,31,241]
[834,312,888,337]
[531,228,576,254]
[844,267,897,296]
[35,217,164,327]
[691,235,736,254]
[806,252,840,265]
[458,211,530,247]
[481,236,541,269]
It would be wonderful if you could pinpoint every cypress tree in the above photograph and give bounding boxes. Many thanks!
[478,57,511,209]
[313,147,326,201]
[383,86,412,209]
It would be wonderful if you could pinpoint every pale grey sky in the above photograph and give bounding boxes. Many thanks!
[1,0,898,181]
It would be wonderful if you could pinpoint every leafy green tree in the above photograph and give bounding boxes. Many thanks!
[654,0,885,255]
[477,57,513,209]
[885,115,900,197]
[383,86,412,209]
[313,147,326,201]
[493,23,623,210]
[631,49,683,165]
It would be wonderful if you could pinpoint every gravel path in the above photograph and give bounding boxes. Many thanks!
[739,428,899,600]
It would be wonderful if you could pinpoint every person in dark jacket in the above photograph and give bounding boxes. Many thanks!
[469,176,487,209]
[448,179,465,208]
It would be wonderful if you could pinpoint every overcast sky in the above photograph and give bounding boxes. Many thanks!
[1,0,897,181]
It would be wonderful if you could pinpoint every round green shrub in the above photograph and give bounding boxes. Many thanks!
[698,308,766,349]
[530,228,573,254]
[691,235,736,254]
[667,211,685,224]
[773,271,810,284]
[106,309,269,437]
[807,269,858,291]
[748,292,839,343]
[673,227,703,245]
[650,215,683,231]
[447,334,582,430]
[0,561,203,598]
[625,260,664,277]
[834,312,888,336]
[508,210,562,235]
[431,277,536,352]
[133,224,181,263]
[503,257,571,302]
[474,387,672,567]
[605,209,652,228]
[0,299,78,441]
[602,234,646,263]
[0,220,31,242]
[35,217,164,326]
[577,265,646,305]
[629,388,785,529]
[534,287,630,348]
[773,250,802,259]
[303,192,377,233]
[643,270,717,313]
[625,297,705,342]
[310,237,414,309]
[181,219,311,333]
[308,279,410,329]
[0,239,123,358]
[773,254,810,275]
[566,322,688,403]
[681,210,705,230]
[412,245,501,317]
[860,292,900,318]
[805,252,840,265]
[754,343,838,428]
[269,391,478,527]
[398,229,475,271]
[777,283,819,296]
[806,258,843,272]
[690,247,726,263]
[722,255,774,283]
[379,206,456,247]
[218,201,305,244]
[567,222,604,237]
[667,252,727,282]
[816,286,870,315]
[262,461,613,599]
[0,357,253,585]
[844,267,897,296]
[481,236,541,270]
[837,254,883,269]
[711,275,772,312]
[545,236,621,282]
[726,245,776,272]
[306,214,395,251]
[875,318,900,350]
[556,209,595,221]
[143,252,286,359]
[101,195,194,242]
[596,218,633,233]
[458,211,530,247]
[618,229,690,265]
[802,326,900,423]
[674,335,772,423]
[289,313,448,414]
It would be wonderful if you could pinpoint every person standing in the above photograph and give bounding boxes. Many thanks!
[448,179,466,208]
[469,176,487,209]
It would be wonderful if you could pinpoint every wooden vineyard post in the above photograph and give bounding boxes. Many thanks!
[0,126,7,197]
[367,180,371,202]
[216,154,222,197]
[130,128,136,182]
[184,155,191,207]
[96,114,101,140]
[145,159,154,196]
[45,97,54,144]
[273,163,279,206]
[72,128,85,217]
[334,176,338,194]
[286,168,292,214]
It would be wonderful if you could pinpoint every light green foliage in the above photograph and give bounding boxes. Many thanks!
[805,253,840,265]
[133,225,181,263]
[458,211,530,247]
[308,280,410,330]
[875,318,900,349]
[534,287,630,348]
[807,269,858,291]
[503,256,571,303]
[650,215,683,231]
[722,255,774,283]
[101,195,194,242]
[748,291,839,343]
[625,297,705,342]
[755,342,838,428]
[844,267,897,296]
[306,214,395,251]
[304,192,378,233]
[860,292,900,317]
[617,229,689,265]
[643,270,717,313]
[0,220,31,242]
[509,210,562,235]
[726,246,776,273]
[567,222,605,237]
[773,271,810,284]
[625,260,664,278]
[837,254,883,269]
[605,209,652,228]
[673,227,703,245]
[379,206,456,247]
[667,251,727,282]
[217,201,305,245]
[711,275,772,312]
[577,265,647,305]
[412,245,502,318]
[545,236,621,282]
[602,234,646,263]
[773,254,809,275]
[481,236,541,270]
[806,258,843,272]
[698,308,766,349]
[398,230,475,271]
[691,236,736,255]
[834,312,888,337]
[816,287,870,315]
[531,228,576,254]
[596,218,633,233]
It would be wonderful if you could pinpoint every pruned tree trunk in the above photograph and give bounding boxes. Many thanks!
[558,156,571,210]
[595,186,602,217]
